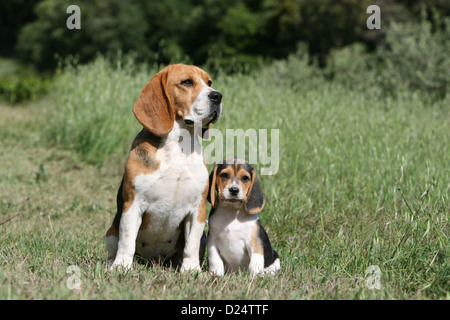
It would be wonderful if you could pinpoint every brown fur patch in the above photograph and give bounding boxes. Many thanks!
[208,165,219,208]
[129,129,161,171]
[215,165,235,201]
[236,166,252,197]
[250,223,264,255]
[122,129,161,218]
[197,168,209,223]
[139,212,151,230]
[106,223,119,238]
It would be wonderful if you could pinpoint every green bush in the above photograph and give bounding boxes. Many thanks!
[0,74,50,104]
[318,12,450,103]
[325,43,379,92]
[256,43,325,91]
[376,12,450,100]
[16,0,149,70]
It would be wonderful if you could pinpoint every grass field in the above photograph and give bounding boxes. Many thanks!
[0,57,448,300]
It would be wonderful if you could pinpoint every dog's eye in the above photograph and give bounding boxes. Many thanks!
[207,80,212,87]
[220,173,229,180]
[241,176,250,182]
[181,79,194,87]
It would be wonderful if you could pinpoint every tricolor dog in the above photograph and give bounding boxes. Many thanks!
[106,64,222,272]
[207,159,280,276]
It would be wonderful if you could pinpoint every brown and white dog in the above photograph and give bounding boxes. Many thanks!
[207,159,280,276]
[105,64,222,272]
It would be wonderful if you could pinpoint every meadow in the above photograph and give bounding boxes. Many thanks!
[0,49,449,299]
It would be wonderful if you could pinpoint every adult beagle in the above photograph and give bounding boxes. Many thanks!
[207,158,280,276]
[106,64,222,272]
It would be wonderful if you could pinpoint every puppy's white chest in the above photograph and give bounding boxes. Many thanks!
[209,208,257,271]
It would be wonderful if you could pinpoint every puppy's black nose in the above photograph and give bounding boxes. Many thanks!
[229,186,239,196]
[208,91,222,104]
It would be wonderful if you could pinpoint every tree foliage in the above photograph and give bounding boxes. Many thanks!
[0,0,449,71]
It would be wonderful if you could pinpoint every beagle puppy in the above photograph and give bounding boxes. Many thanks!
[207,158,280,276]
[105,64,222,272]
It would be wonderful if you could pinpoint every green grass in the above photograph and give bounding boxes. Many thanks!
[0,56,449,299]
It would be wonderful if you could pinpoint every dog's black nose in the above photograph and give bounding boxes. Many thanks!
[208,91,222,104]
[229,186,239,196]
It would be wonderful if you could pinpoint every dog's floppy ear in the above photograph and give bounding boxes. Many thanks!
[207,164,219,208]
[133,67,174,137]
[245,167,265,214]
[202,124,210,139]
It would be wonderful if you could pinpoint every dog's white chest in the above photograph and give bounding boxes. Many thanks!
[133,129,208,258]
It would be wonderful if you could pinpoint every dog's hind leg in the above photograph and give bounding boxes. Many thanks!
[105,177,123,266]
[105,225,119,265]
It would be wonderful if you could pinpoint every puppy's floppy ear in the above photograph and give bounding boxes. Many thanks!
[207,165,219,208]
[133,67,174,137]
[245,167,265,214]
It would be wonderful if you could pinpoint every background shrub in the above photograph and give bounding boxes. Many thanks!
[376,11,450,101]
[256,43,325,91]
[325,43,378,92]
[0,74,50,104]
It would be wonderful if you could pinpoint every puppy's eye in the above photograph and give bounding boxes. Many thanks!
[241,176,250,182]
[181,79,194,87]
[207,80,212,87]
[220,173,229,180]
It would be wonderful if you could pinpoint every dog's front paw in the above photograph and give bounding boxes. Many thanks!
[180,258,201,273]
[209,268,225,277]
[109,256,133,272]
